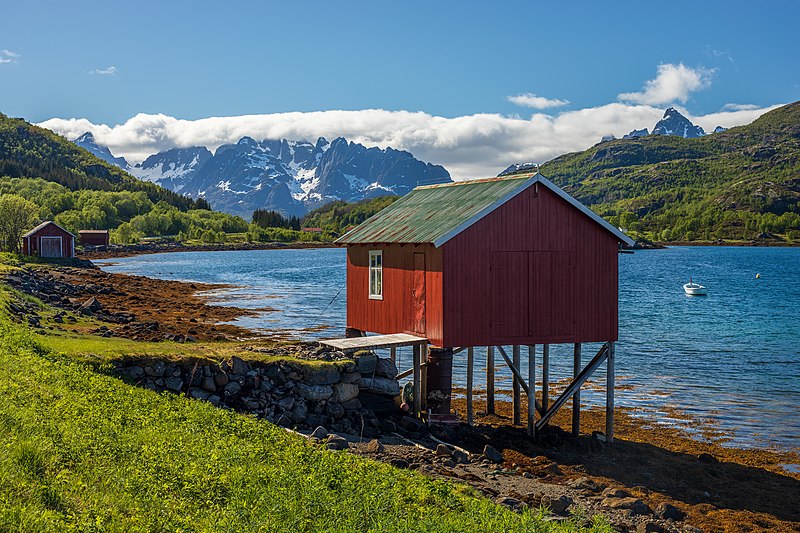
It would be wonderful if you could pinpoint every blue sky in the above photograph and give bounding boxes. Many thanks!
[2,0,798,177]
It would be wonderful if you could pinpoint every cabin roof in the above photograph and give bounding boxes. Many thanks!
[78,229,109,235]
[22,221,77,239]
[336,172,634,247]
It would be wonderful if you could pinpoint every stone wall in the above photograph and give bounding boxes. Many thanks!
[111,351,402,437]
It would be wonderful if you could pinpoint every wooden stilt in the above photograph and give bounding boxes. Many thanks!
[486,346,495,415]
[527,344,536,436]
[542,344,550,414]
[512,345,521,425]
[466,347,474,425]
[572,342,581,436]
[606,341,615,443]
[412,344,422,419]
[390,347,396,365]
[420,348,428,413]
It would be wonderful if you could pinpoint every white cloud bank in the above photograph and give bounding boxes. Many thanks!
[38,62,783,179]
[618,63,715,105]
[507,93,569,109]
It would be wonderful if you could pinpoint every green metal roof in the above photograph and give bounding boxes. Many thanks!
[336,173,536,245]
[336,171,635,247]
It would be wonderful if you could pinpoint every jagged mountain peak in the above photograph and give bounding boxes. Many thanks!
[131,135,451,218]
[653,107,705,138]
[71,131,129,169]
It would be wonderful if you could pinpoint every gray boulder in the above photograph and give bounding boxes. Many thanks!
[333,382,360,403]
[359,376,400,397]
[374,357,398,379]
[304,365,340,385]
[297,383,334,401]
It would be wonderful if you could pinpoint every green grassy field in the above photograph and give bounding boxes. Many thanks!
[0,280,611,532]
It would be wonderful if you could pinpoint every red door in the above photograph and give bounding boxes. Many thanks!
[412,253,426,334]
[530,251,576,339]
[490,251,529,338]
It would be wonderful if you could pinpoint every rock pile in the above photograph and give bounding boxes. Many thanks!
[113,352,406,437]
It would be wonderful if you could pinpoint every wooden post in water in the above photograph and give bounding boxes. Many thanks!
[412,344,422,419]
[486,346,495,415]
[572,343,581,436]
[605,341,615,443]
[527,344,536,436]
[390,347,396,365]
[512,345,521,425]
[542,344,550,414]
[466,347,474,425]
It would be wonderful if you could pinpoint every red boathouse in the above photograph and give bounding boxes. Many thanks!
[79,229,110,247]
[22,221,76,259]
[334,170,633,440]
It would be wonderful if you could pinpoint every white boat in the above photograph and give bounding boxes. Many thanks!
[683,278,708,296]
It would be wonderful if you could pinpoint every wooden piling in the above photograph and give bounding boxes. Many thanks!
[390,347,396,365]
[542,344,550,413]
[605,341,615,443]
[466,347,474,425]
[486,346,495,415]
[412,344,422,418]
[527,344,536,436]
[572,342,581,436]
[512,345,521,425]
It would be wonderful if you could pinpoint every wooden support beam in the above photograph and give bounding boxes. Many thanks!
[572,342,581,437]
[486,346,495,415]
[390,347,396,365]
[420,348,429,413]
[466,347,474,425]
[412,344,422,419]
[512,345,521,425]
[542,344,550,413]
[396,361,427,381]
[606,341,615,443]
[535,343,609,431]
[527,344,536,436]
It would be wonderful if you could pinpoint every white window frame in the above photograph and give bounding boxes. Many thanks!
[368,250,383,300]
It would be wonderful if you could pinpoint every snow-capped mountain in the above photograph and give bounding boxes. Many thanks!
[133,136,451,217]
[623,128,649,139]
[499,162,540,176]
[131,146,213,192]
[72,132,129,169]
[652,107,706,138]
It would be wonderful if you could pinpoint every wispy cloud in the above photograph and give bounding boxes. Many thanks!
[0,49,20,64]
[705,45,737,69]
[618,63,715,105]
[507,93,569,109]
[722,103,760,112]
[89,65,118,75]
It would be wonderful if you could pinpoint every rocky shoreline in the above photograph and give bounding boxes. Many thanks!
[79,241,337,260]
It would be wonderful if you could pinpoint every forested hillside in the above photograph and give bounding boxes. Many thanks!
[0,113,207,211]
[536,101,800,242]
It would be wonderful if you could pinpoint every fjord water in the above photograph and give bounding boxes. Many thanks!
[99,246,800,451]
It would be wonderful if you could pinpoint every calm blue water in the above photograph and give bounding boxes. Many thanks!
[98,247,800,452]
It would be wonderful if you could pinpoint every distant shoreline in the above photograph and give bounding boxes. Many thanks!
[79,241,338,260]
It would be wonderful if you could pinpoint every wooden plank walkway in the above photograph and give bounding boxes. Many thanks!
[319,333,427,352]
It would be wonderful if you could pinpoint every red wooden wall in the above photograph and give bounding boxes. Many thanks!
[346,244,444,346]
[441,184,619,347]
[22,224,75,258]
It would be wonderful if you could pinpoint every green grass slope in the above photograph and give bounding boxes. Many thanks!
[0,113,206,212]
[538,102,800,242]
[0,282,609,531]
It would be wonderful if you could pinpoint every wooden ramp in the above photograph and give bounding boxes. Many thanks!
[320,333,428,419]
[319,333,427,352]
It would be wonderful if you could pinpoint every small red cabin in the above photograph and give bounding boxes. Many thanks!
[337,172,633,348]
[22,221,76,259]
[79,230,110,247]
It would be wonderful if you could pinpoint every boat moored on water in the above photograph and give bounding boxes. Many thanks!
[683,278,708,296]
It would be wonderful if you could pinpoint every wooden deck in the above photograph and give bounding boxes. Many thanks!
[319,333,427,352]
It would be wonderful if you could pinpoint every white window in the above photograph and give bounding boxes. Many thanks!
[369,250,383,300]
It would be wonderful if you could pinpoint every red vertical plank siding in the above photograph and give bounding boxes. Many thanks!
[441,185,619,347]
[346,244,443,346]
[23,224,75,258]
